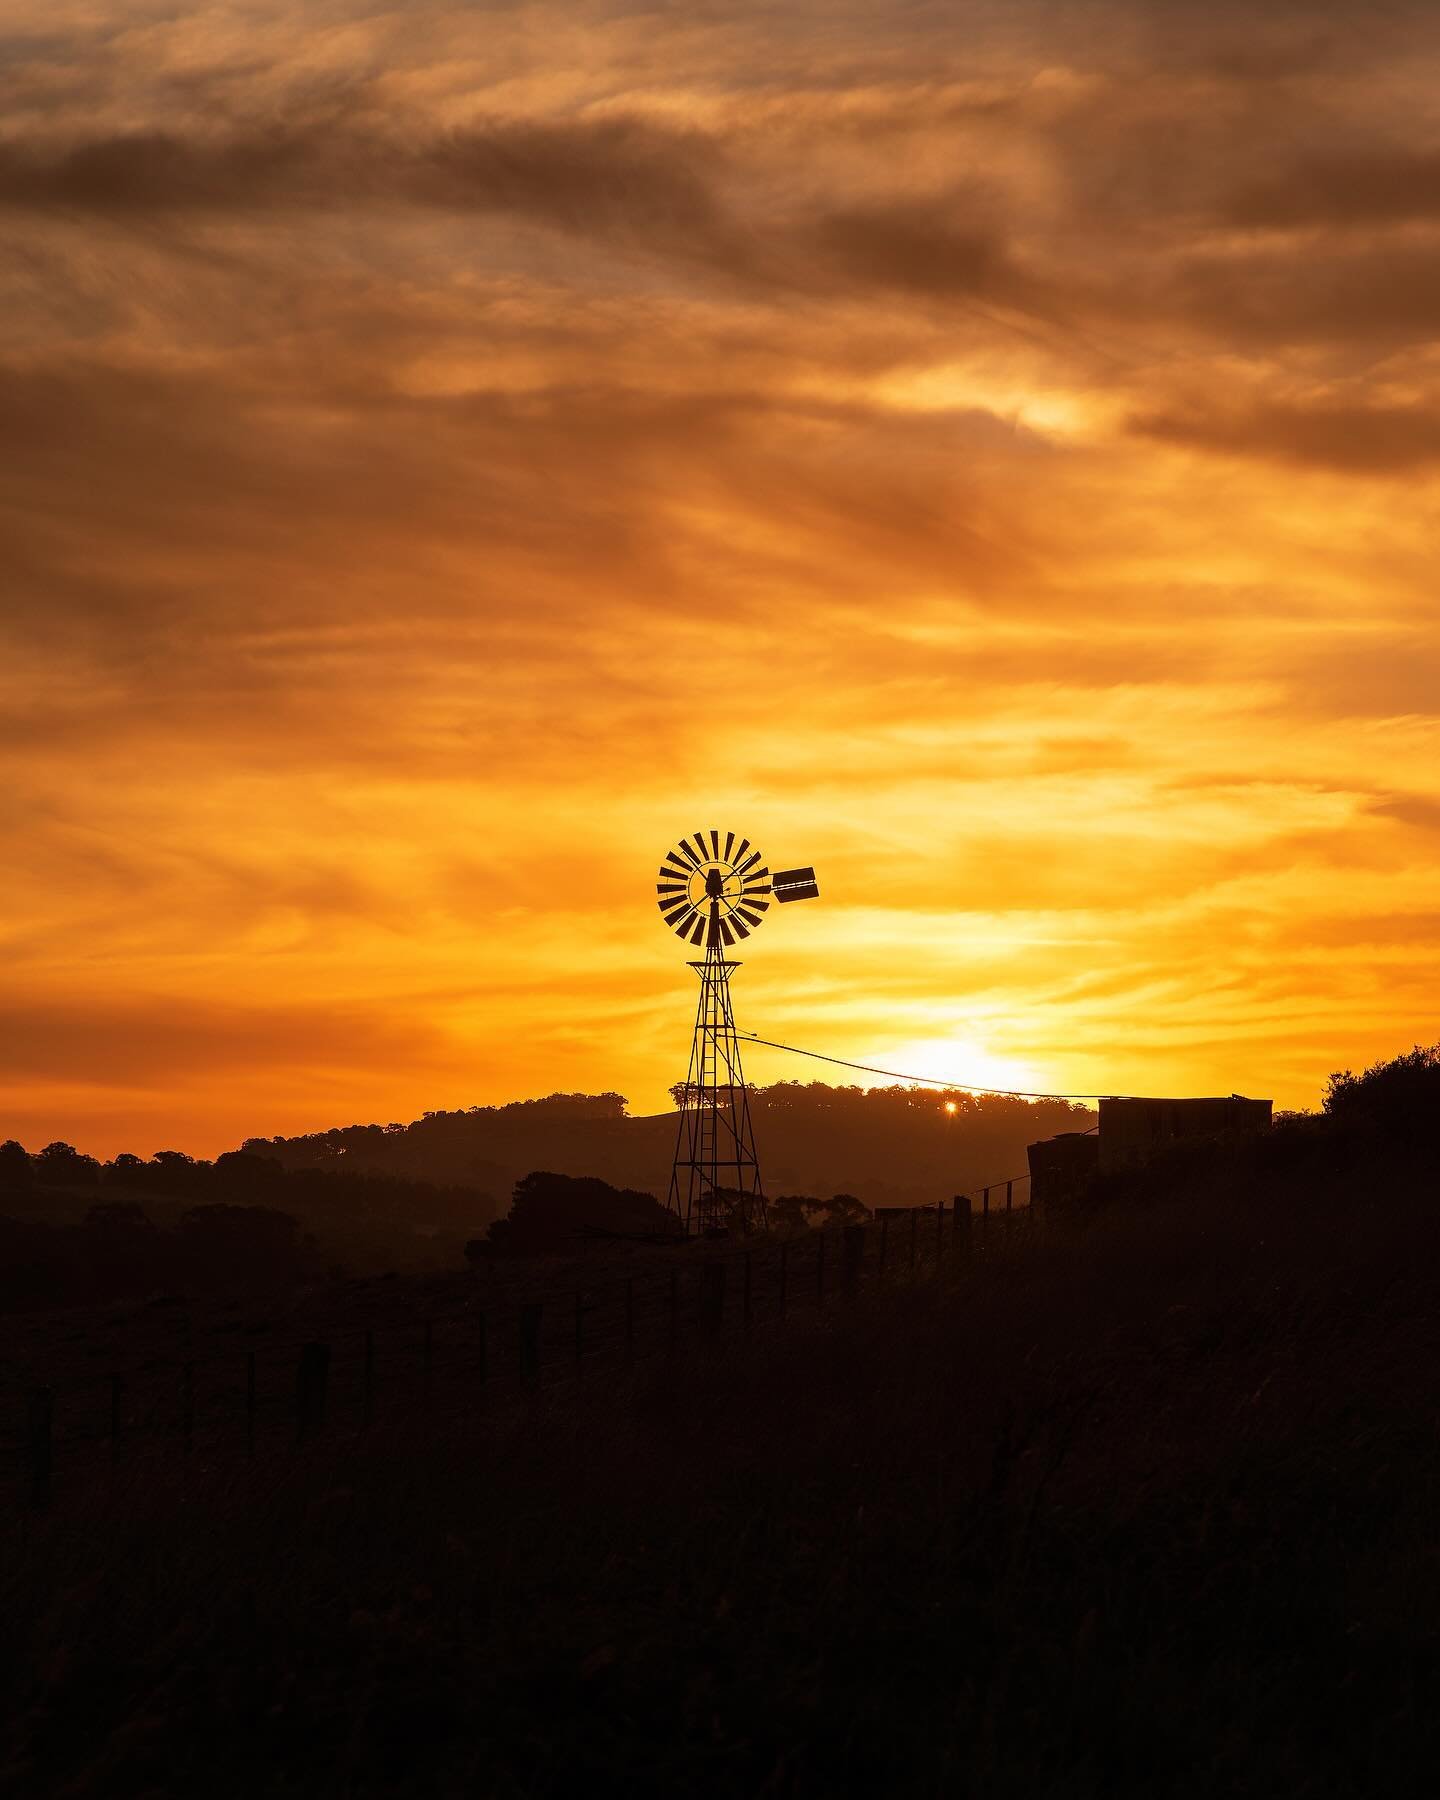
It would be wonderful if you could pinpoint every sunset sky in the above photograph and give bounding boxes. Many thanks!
[4,0,1439,1157]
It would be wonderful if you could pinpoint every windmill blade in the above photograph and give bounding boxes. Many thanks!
[672,842,701,869]
[663,851,694,875]
[744,883,773,897]
[723,830,735,861]
[656,880,688,896]
[709,828,721,859]
[717,917,735,947]
[734,850,762,878]
[692,832,710,863]
[735,905,764,925]
[773,866,820,902]
[729,915,751,939]
[663,903,696,934]
[688,914,705,946]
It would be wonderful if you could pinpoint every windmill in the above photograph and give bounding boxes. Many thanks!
[657,829,820,1236]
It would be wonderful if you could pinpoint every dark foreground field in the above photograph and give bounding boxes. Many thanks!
[3,1163,1438,1797]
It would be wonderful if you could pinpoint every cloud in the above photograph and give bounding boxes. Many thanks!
[0,115,730,238]
[1225,150,1440,229]
[0,992,452,1087]
[1132,399,1440,472]
[1369,794,1440,832]
[3,0,1440,1152]
[811,203,1031,303]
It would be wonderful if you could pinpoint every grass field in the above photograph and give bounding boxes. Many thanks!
[3,1146,1438,1796]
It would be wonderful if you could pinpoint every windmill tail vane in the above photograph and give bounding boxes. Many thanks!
[656,830,820,1237]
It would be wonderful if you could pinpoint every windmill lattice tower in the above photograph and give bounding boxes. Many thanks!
[656,830,819,1236]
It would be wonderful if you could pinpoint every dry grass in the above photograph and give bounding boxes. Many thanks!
[3,1162,1439,1796]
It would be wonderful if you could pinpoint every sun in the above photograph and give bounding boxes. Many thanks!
[944,1100,958,1115]
[880,1036,1049,1098]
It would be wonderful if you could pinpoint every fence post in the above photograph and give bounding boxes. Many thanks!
[28,1386,53,1508]
[297,1340,330,1443]
[953,1197,972,1257]
[246,1350,257,1456]
[110,1374,124,1462]
[180,1360,194,1453]
[879,1211,889,1272]
[700,1261,725,1339]
[982,1187,991,1231]
[743,1250,753,1326]
[909,1207,918,1272]
[816,1231,827,1304]
[624,1278,635,1361]
[936,1199,946,1264]
[842,1223,866,1296]
[1006,1179,1014,1215]
[520,1303,543,1384]
[779,1240,789,1315]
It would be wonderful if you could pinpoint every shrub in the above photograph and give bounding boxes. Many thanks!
[1323,1043,1440,1141]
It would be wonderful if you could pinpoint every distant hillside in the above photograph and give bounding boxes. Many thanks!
[0,1083,1096,1309]
[0,1140,500,1305]
[242,1081,1095,1212]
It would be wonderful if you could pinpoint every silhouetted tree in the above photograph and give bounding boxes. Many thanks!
[36,1141,100,1186]
[142,1149,197,1194]
[768,1194,821,1235]
[765,1191,868,1233]
[488,1171,677,1255]
[0,1139,32,1189]
[823,1193,869,1226]
[1324,1044,1440,1143]
[103,1153,151,1191]
[214,1149,284,1193]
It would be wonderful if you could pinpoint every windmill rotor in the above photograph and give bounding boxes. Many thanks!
[656,831,776,948]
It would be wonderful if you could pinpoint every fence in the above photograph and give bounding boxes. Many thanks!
[1,1180,1036,1509]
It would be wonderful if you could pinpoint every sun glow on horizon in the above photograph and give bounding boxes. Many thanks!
[865,1038,1052,1100]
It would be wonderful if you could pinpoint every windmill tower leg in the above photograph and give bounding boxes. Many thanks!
[667,936,767,1237]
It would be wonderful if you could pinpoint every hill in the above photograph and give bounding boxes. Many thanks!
[242,1080,1094,1212]
[0,1082,1089,1310]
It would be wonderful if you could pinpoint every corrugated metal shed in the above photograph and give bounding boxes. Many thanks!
[1026,1132,1101,1206]
[1027,1094,1272,1205]
[1097,1097,1272,1171]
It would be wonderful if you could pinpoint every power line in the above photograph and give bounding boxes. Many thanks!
[734,1033,1157,1103]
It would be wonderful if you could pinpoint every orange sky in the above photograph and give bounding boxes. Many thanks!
[4,1,1439,1157]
